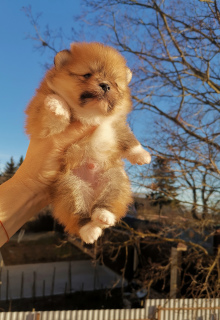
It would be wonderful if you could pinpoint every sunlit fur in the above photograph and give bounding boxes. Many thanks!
[25,42,151,243]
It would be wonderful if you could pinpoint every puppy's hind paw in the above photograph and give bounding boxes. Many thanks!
[92,208,116,228]
[79,223,102,244]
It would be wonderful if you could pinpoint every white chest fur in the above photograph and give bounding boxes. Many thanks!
[89,117,117,159]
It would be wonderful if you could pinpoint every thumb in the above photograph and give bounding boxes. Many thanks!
[52,122,97,149]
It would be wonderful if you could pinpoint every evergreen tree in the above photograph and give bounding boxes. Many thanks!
[17,155,24,169]
[0,156,24,183]
[148,157,179,216]
[3,157,17,181]
[152,157,178,198]
[0,172,3,185]
[0,156,24,184]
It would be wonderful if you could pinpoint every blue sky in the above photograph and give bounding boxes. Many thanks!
[0,0,150,183]
[0,0,82,171]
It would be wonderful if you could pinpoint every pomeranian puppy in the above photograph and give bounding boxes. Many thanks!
[25,42,151,243]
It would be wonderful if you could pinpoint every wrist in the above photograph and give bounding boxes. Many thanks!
[0,220,9,244]
[13,159,46,193]
[0,175,49,247]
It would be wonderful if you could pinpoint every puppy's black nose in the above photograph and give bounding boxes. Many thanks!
[99,82,110,92]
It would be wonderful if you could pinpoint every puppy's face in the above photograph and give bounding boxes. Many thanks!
[47,42,132,124]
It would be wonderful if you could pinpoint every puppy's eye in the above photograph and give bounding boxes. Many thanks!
[83,73,92,79]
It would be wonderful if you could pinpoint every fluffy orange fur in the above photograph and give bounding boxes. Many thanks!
[25,42,151,243]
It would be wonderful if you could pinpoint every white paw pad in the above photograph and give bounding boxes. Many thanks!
[92,208,116,228]
[79,223,102,244]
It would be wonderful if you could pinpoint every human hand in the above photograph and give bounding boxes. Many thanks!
[14,122,95,198]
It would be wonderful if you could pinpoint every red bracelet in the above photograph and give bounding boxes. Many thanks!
[0,220,9,242]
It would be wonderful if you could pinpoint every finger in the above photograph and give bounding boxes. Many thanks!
[52,122,97,148]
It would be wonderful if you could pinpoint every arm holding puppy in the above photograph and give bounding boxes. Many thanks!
[0,123,95,247]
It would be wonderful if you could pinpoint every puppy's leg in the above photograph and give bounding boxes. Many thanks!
[115,122,151,165]
[77,167,132,244]
[41,94,71,137]
[53,168,102,244]
[79,207,116,244]
[79,222,102,244]
[125,144,151,165]
[91,166,132,230]
[92,208,116,228]
[51,173,93,236]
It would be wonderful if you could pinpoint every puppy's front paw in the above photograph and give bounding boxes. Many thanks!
[44,94,70,120]
[92,208,116,228]
[79,223,102,244]
[126,144,151,165]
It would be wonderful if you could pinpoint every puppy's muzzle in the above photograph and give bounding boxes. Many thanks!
[99,82,110,93]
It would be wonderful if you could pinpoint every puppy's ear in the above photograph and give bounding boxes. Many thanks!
[126,68,132,84]
[54,50,72,70]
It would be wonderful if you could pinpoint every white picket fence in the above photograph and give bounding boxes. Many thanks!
[0,299,219,320]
